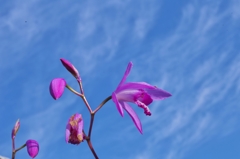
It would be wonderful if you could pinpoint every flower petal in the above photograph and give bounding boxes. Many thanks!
[77,116,83,135]
[65,123,71,143]
[138,91,153,106]
[112,92,124,117]
[117,82,155,92]
[116,89,153,105]
[116,62,133,90]
[121,102,142,134]
[145,88,172,100]
[119,82,172,100]
[77,118,84,142]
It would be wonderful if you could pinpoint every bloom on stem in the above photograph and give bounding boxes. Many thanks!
[49,78,66,100]
[66,113,84,145]
[112,62,172,133]
[26,139,39,158]
[60,58,80,80]
[11,119,20,139]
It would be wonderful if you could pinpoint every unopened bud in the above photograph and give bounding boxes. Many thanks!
[11,119,20,139]
[60,58,80,80]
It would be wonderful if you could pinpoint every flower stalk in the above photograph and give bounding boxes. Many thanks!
[50,59,171,159]
[65,79,111,158]
[12,143,27,159]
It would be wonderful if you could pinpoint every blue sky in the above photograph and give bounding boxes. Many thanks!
[0,0,240,158]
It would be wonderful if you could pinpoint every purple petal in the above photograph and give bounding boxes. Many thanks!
[73,113,81,121]
[77,115,83,135]
[117,82,155,92]
[49,78,66,100]
[77,117,84,141]
[138,91,153,106]
[121,102,143,134]
[116,89,153,105]
[116,62,133,90]
[65,123,71,143]
[112,92,124,117]
[118,82,171,100]
[145,88,172,100]
[26,139,39,158]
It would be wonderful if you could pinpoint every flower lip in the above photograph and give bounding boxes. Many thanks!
[26,139,39,158]
[60,58,80,80]
[66,113,84,145]
[49,78,66,100]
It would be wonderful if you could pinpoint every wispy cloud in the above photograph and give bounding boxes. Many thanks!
[130,0,240,159]
[0,0,239,158]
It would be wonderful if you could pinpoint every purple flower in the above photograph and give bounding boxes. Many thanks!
[11,119,20,139]
[112,62,172,133]
[49,78,66,100]
[26,140,39,158]
[66,113,84,145]
[60,58,80,80]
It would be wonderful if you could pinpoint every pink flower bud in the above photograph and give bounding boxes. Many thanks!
[26,139,39,158]
[49,78,66,100]
[65,113,84,145]
[60,58,80,80]
[11,119,20,139]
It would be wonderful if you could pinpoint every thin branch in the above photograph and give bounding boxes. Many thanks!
[93,96,112,114]
[88,113,95,138]
[76,80,92,113]
[12,143,26,159]
[15,143,26,153]
[66,85,83,97]
[77,79,84,95]
[86,138,99,159]
[81,96,92,113]
[11,138,15,159]
[83,131,99,159]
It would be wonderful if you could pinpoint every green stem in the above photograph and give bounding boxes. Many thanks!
[93,96,112,114]
[15,143,26,153]
[12,143,26,159]
[81,95,92,113]
[66,85,83,97]
[83,131,99,159]
[88,113,95,138]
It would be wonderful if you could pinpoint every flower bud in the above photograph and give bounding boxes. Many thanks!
[60,58,80,80]
[66,113,84,144]
[11,119,20,139]
[26,139,39,158]
[49,78,66,100]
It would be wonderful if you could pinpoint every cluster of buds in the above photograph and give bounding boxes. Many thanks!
[49,59,86,145]
[11,119,39,159]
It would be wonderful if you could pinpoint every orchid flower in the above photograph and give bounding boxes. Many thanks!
[26,140,39,158]
[66,113,84,145]
[11,119,20,139]
[112,62,172,133]
[49,78,66,100]
[60,58,80,80]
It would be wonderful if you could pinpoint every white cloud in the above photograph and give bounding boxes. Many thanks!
[130,0,240,159]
